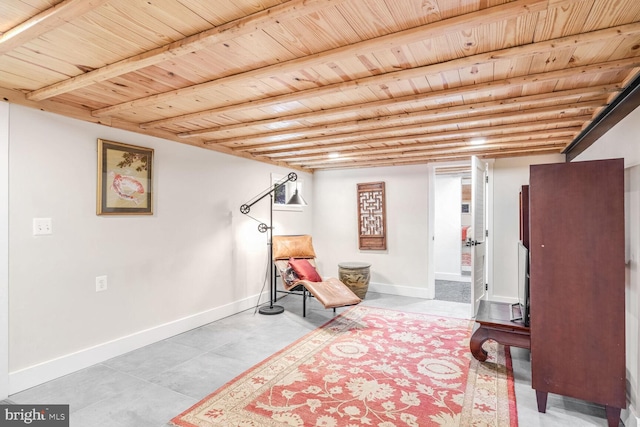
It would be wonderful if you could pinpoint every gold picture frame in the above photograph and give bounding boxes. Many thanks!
[97,139,153,215]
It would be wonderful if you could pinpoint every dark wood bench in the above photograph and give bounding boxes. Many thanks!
[470,300,530,362]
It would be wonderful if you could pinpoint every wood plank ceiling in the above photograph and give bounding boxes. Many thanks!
[1,0,639,171]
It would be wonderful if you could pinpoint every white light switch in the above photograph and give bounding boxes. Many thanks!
[33,218,52,235]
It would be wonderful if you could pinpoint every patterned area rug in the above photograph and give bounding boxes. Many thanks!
[171,306,517,427]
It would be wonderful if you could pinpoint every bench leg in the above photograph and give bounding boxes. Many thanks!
[470,326,489,362]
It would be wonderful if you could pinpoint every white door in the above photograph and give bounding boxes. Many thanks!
[470,156,487,317]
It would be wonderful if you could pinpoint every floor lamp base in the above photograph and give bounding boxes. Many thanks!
[259,305,285,315]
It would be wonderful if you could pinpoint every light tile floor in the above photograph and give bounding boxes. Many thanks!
[3,292,619,426]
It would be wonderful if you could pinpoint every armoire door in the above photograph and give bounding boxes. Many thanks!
[529,159,625,415]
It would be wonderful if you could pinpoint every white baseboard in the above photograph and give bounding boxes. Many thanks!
[8,294,264,395]
[7,283,430,395]
[623,403,639,427]
[368,281,431,299]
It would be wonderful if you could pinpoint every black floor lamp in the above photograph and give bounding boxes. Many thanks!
[240,172,306,315]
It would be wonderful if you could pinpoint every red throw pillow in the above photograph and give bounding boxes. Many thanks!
[288,258,322,282]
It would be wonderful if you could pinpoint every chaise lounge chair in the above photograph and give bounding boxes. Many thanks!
[272,235,362,317]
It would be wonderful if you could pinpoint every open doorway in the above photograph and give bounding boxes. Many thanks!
[433,165,472,304]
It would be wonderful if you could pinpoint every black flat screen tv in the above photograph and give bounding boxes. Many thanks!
[512,240,530,326]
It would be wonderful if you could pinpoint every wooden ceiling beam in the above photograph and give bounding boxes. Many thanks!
[271,131,578,161]
[565,69,640,160]
[234,116,590,153]
[287,138,571,168]
[25,0,346,101]
[264,126,582,158]
[92,0,548,119]
[228,99,600,145]
[0,0,111,55]
[289,140,569,166]
[138,21,640,129]
[178,84,614,138]
[289,144,569,168]
[308,146,565,170]
[212,101,599,148]
[186,91,607,143]
[195,55,638,144]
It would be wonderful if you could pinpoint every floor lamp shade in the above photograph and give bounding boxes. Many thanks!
[287,188,306,205]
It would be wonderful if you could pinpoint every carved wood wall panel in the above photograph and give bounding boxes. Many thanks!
[357,182,386,250]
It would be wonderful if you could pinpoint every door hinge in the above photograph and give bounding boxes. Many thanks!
[485,175,489,183]
[485,283,488,291]
[485,229,489,237]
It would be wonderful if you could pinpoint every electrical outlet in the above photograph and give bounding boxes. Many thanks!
[96,275,108,292]
[33,218,52,235]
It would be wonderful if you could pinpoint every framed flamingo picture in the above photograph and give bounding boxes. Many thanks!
[97,139,153,215]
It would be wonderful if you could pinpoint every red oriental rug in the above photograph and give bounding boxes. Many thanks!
[171,306,517,427]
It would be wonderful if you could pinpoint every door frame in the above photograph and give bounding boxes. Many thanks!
[470,156,488,317]
[485,159,494,304]
[428,160,494,311]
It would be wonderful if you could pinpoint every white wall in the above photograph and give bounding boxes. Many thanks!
[5,104,312,393]
[624,165,640,427]
[434,175,462,280]
[0,102,8,398]
[572,106,640,169]
[312,155,565,303]
[313,165,431,297]
[573,105,640,427]
[490,154,564,302]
